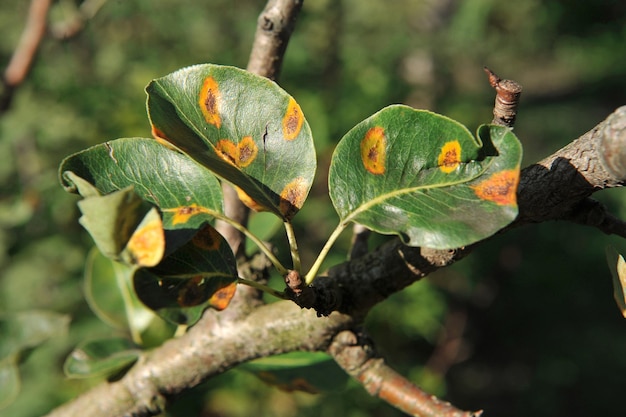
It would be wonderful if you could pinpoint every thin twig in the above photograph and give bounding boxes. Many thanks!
[484,67,522,128]
[329,330,482,417]
[1,0,52,112]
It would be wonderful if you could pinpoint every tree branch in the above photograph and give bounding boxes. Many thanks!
[328,330,482,417]
[1,0,51,113]
[216,0,303,257]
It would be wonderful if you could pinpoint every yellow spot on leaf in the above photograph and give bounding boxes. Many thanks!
[192,225,221,251]
[237,136,258,167]
[279,177,309,220]
[471,169,520,206]
[208,281,237,310]
[438,140,462,173]
[126,217,164,267]
[215,137,258,168]
[215,139,239,166]
[360,126,387,175]
[166,204,211,225]
[282,98,304,140]
[199,76,221,128]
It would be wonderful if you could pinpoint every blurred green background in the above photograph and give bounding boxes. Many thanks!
[2,0,626,416]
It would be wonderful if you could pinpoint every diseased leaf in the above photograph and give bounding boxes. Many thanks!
[60,137,224,230]
[133,224,238,325]
[63,337,140,379]
[77,187,165,267]
[606,247,626,318]
[329,105,522,249]
[146,64,316,220]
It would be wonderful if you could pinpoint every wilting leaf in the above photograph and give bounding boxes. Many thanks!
[146,64,316,220]
[133,224,238,325]
[60,137,224,230]
[63,337,140,379]
[241,352,349,394]
[77,186,165,266]
[329,105,522,249]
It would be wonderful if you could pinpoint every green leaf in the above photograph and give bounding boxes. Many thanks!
[606,247,626,318]
[0,311,69,409]
[133,224,238,325]
[329,105,522,249]
[59,137,224,230]
[0,358,20,409]
[241,352,349,393]
[84,247,165,340]
[77,187,165,267]
[146,64,316,220]
[63,337,140,379]
[0,311,70,361]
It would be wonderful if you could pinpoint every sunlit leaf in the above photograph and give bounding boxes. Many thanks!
[329,105,522,249]
[63,337,140,379]
[59,137,224,230]
[606,247,626,318]
[241,352,349,393]
[133,224,238,325]
[146,64,316,220]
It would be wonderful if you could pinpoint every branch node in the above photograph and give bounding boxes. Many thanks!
[484,66,522,128]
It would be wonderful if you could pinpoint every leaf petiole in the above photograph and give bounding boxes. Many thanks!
[284,221,301,273]
[303,221,349,285]
[236,277,288,300]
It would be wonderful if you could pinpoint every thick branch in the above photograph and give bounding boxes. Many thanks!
[246,0,303,81]
[516,105,626,225]
[328,330,482,417]
[45,302,353,417]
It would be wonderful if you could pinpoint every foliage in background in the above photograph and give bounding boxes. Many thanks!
[1,0,626,416]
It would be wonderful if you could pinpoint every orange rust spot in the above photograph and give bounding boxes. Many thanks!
[126,217,164,267]
[237,136,258,167]
[438,140,462,173]
[360,126,387,175]
[208,281,237,310]
[198,76,221,128]
[471,169,520,206]
[235,186,268,212]
[166,204,208,225]
[279,177,309,220]
[215,139,239,166]
[177,275,206,307]
[192,225,221,251]
[282,98,304,140]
